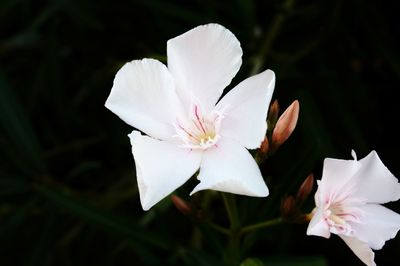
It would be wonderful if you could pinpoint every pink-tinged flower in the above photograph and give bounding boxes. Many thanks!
[105,24,275,210]
[307,150,400,266]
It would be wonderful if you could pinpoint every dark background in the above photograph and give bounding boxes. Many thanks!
[1,0,399,265]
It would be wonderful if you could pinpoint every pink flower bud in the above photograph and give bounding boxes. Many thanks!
[296,173,314,206]
[259,137,269,154]
[268,99,280,126]
[271,100,300,150]
[281,195,296,220]
[171,195,192,215]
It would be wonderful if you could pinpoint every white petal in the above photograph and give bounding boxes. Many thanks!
[190,138,268,197]
[106,59,182,140]
[339,235,376,266]
[353,150,400,204]
[129,131,202,210]
[215,70,275,149]
[352,204,400,250]
[317,156,360,203]
[167,24,242,112]
[306,208,331,238]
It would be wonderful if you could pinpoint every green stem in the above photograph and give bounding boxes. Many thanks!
[222,193,239,229]
[222,193,241,266]
[239,217,283,236]
[206,221,230,235]
[226,234,240,266]
[251,0,296,75]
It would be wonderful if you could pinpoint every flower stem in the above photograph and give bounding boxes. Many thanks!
[226,233,240,266]
[206,221,230,235]
[222,193,241,266]
[239,217,283,236]
[222,193,239,229]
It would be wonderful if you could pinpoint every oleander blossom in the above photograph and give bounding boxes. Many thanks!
[307,150,400,266]
[105,24,275,210]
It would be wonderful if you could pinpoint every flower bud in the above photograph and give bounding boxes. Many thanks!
[259,137,269,154]
[268,99,280,127]
[171,195,192,215]
[281,195,296,220]
[296,173,314,206]
[271,100,300,151]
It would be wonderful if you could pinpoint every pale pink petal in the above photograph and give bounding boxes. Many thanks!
[215,70,275,149]
[339,235,376,266]
[106,59,182,140]
[353,151,400,204]
[317,156,360,202]
[352,204,400,250]
[129,131,202,210]
[306,208,331,238]
[190,138,268,197]
[167,24,242,112]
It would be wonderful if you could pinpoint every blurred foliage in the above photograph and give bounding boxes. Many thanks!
[0,0,399,265]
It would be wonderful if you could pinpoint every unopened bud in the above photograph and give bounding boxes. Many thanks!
[171,195,191,215]
[281,195,296,219]
[296,173,314,206]
[271,100,300,151]
[260,137,269,154]
[268,99,280,127]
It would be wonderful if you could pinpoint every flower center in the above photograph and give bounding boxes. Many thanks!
[174,105,223,150]
[323,199,364,236]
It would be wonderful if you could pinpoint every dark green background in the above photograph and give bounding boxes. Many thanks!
[1,0,399,265]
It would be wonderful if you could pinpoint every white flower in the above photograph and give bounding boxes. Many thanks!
[105,24,275,210]
[307,150,400,266]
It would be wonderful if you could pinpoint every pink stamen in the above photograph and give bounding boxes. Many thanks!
[337,212,357,220]
[194,105,207,134]
[191,118,204,133]
[178,124,195,139]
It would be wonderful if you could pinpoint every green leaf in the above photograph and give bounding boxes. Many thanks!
[24,213,56,266]
[0,177,30,196]
[0,74,46,174]
[35,185,170,250]
[178,248,220,266]
[240,258,265,266]
[0,197,38,237]
[66,161,102,180]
